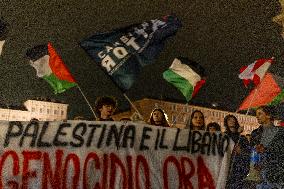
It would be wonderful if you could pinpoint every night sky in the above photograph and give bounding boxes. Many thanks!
[0,0,284,119]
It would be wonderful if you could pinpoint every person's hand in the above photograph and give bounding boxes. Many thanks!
[238,126,244,133]
[255,144,265,153]
[233,144,241,155]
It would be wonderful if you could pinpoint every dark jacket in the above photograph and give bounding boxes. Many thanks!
[225,132,251,189]
[250,125,284,187]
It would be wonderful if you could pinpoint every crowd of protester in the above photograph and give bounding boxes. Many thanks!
[73,96,283,189]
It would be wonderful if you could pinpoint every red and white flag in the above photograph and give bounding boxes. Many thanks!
[238,58,274,87]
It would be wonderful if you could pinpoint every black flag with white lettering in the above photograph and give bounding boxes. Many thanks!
[80,15,181,91]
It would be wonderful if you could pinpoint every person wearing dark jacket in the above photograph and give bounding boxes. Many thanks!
[224,114,250,189]
[249,106,284,188]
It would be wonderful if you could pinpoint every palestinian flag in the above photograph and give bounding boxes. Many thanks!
[238,73,284,110]
[163,57,206,102]
[26,42,77,94]
[0,18,8,56]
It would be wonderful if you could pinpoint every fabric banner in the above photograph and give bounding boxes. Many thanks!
[0,121,233,188]
[80,15,181,91]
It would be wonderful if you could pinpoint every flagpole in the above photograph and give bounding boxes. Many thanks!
[123,93,144,121]
[244,88,258,115]
[76,85,97,119]
[236,80,261,114]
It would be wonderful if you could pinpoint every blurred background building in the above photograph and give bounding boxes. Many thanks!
[0,98,68,121]
[113,98,259,134]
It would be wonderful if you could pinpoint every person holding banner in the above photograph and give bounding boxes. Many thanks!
[94,96,117,121]
[148,108,170,127]
[248,106,284,188]
[223,115,250,189]
[185,110,206,130]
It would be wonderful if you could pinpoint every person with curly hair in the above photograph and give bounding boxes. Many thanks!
[206,122,221,133]
[94,96,117,121]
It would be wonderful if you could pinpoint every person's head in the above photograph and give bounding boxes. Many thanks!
[224,114,240,133]
[95,96,117,119]
[206,122,221,133]
[245,134,252,142]
[149,108,169,127]
[189,110,205,130]
[255,106,274,126]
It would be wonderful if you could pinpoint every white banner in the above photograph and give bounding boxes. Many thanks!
[0,120,233,189]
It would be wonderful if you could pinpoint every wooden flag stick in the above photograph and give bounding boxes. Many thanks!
[76,85,97,119]
[245,88,258,115]
[123,93,144,121]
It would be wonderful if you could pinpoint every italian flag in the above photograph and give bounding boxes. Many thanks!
[163,57,206,101]
[26,42,77,94]
[238,73,284,110]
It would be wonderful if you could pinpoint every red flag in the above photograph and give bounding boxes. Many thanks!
[238,58,274,87]
[238,73,284,111]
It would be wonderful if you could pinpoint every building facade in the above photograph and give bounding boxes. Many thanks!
[0,99,68,121]
[113,98,259,134]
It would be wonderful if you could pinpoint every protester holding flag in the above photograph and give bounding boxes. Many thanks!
[185,110,206,130]
[94,96,117,121]
[148,108,170,127]
[249,106,284,188]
